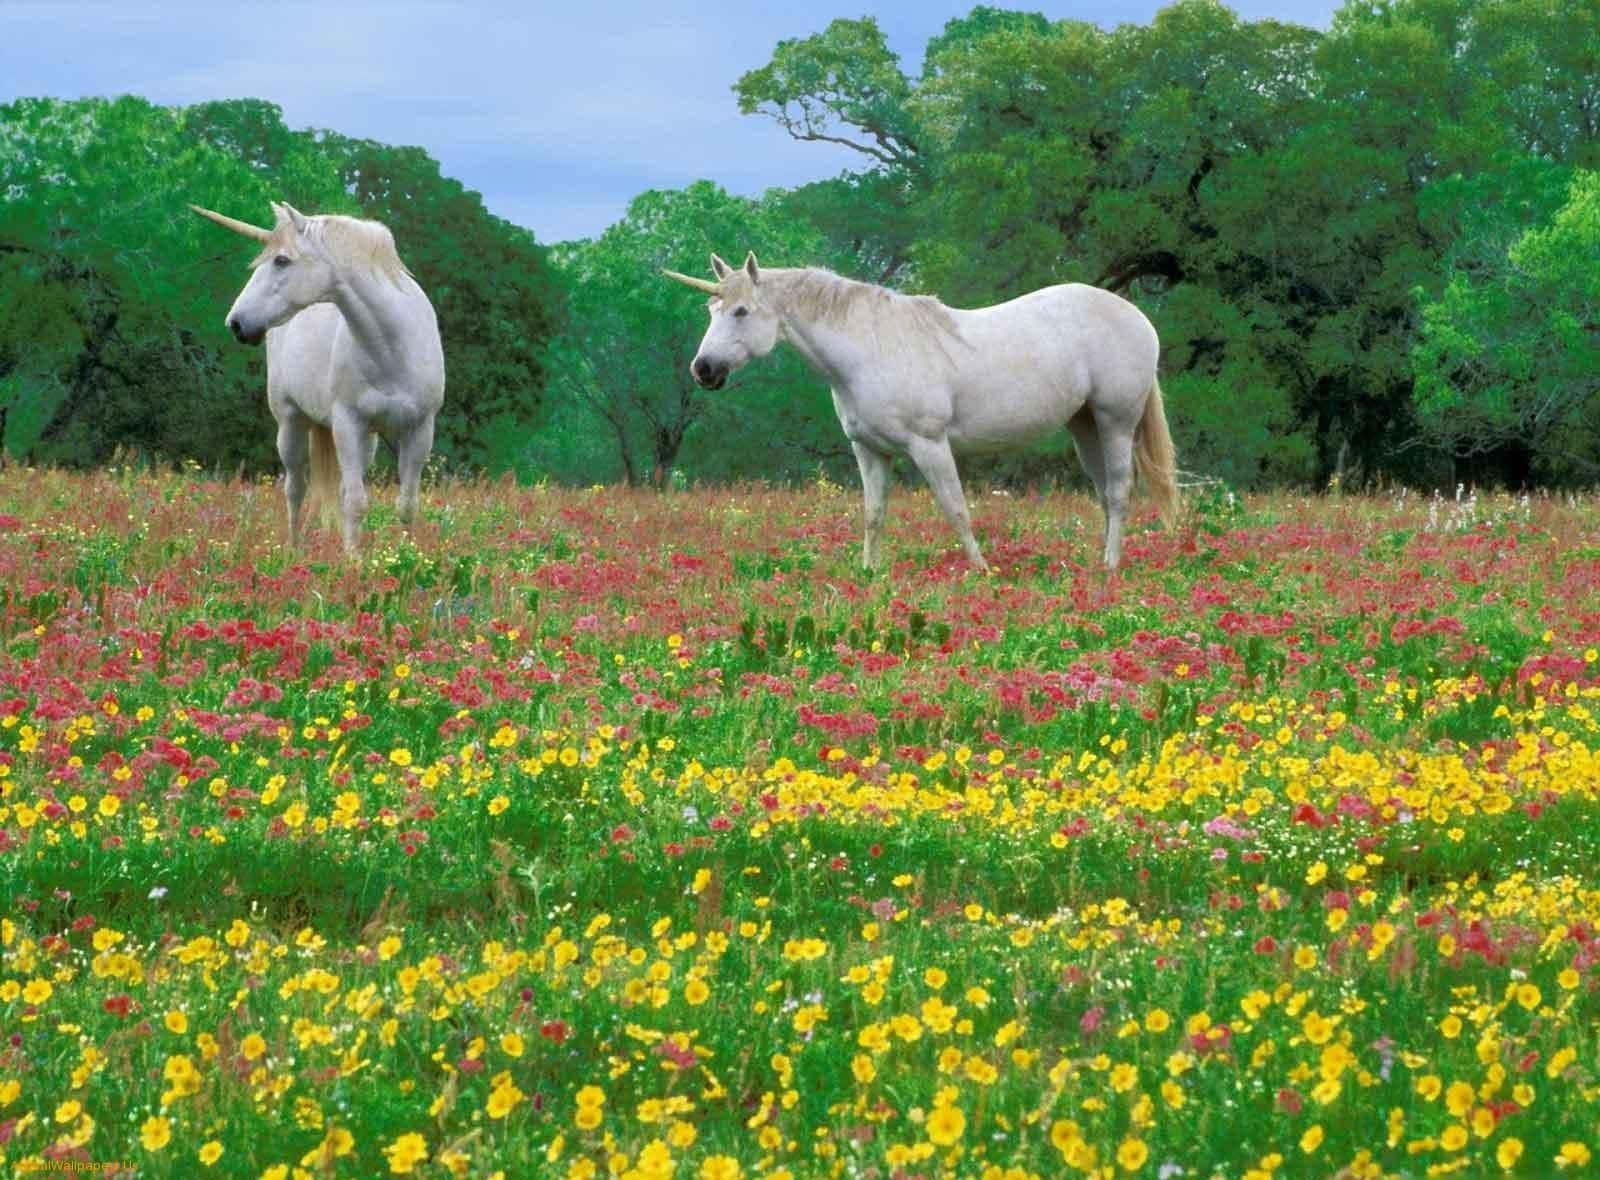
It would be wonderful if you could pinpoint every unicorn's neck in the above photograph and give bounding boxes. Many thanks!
[328,269,435,388]
[765,270,873,386]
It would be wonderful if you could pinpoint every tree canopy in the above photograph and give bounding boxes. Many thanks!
[1414,167,1600,483]
[534,182,844,487]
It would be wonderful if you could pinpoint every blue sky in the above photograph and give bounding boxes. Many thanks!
[1,1,1339,243]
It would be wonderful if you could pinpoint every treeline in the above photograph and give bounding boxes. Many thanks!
[2,0,1597,489]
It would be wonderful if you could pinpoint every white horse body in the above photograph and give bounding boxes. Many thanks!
[669,255,1176,571]
[193,202,444,551]
[818,284,1159,456]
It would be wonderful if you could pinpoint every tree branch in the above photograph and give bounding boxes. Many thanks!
[1096,251,1185,293]
[775,123,911,169]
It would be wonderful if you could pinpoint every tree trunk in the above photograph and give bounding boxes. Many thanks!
[651,425,684,491]
[609,417,639,486]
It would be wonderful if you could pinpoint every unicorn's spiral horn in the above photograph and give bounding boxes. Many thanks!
[188,204,272,242]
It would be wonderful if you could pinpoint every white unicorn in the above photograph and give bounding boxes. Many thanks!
[666,254,1178,572]
[191,202,445,552]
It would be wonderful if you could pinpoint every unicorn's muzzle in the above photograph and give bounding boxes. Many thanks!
[227,315,265,347]
[692,356,727,390]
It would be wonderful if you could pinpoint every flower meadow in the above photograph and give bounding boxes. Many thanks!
[1,467,1599,1180]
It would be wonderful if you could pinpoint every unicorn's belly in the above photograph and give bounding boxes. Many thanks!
[945,383,1086,453]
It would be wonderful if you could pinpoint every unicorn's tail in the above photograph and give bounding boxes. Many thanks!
[1135,377,1179,527]
[308,423,342,528]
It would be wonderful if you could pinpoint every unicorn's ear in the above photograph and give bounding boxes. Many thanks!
[710,253,732,280]
[743,251,760,284]
[279,202,309,233]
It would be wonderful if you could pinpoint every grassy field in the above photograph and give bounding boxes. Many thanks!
[1,467,1598,1178]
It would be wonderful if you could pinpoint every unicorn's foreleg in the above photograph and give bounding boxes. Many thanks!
[329,407,372,554]
[907,435,988,573]
[276,415,311,548]
[395,416,435,530]
[1093,417,1136,570]
[851,441,890,570]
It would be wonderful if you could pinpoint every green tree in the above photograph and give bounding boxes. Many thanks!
[736,17,926,287]
[1413,168,1600,483]
[1458,0,1600,170]
[734,18,923,173]
[774,170,922,287]
[537,182,844,488]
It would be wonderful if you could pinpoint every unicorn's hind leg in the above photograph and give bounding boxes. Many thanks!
[1091,412,1137,570]
[1067,409,1108,552]
[275,412,311,548]
[395,416,435,530]
[907,434,988,572]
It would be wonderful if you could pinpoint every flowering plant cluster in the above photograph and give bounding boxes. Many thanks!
[0,469,1597,1177]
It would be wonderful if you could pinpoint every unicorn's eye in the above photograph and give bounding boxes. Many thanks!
[733,306,749,318]
[273,254,292,269]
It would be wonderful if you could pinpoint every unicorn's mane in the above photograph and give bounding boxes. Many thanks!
[255,214,411,284]
[765,267,961,350]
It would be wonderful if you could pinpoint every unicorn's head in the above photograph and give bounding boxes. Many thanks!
[192,202,343,346]
[664,252,782,390]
